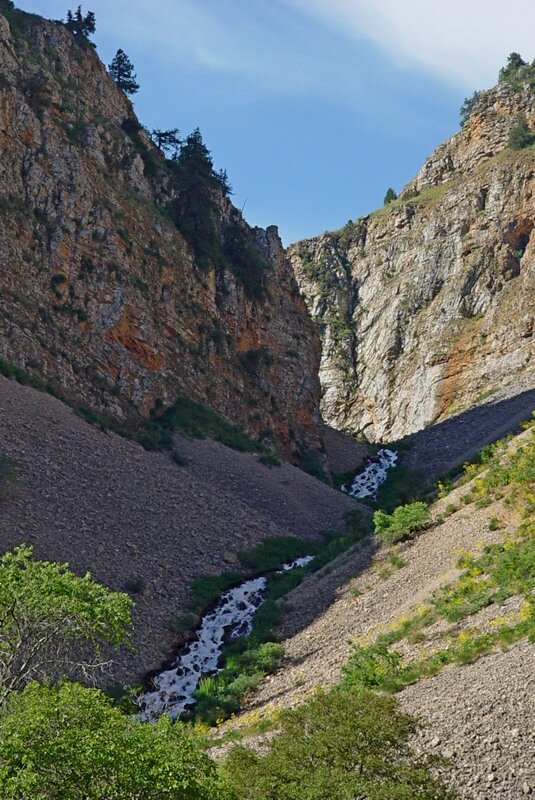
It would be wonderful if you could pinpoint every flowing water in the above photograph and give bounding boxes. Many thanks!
[138,556,314,721]
[139,450,397,721]
[342,448,398,499]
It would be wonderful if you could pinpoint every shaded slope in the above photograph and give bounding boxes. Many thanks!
[0,376,357,685]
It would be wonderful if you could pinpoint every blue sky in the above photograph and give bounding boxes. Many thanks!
[17,1,533,243]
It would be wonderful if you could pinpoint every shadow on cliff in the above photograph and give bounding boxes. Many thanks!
[399,387,535,479]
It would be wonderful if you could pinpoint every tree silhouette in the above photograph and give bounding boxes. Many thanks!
[383,187,397,205]
[65,5,96,42]
[151,128,181,157]
[109,49,140,96]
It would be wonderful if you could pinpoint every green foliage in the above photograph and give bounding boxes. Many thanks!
[0,546,132,709]
[0,682,231,799]
[152,395,257,452]
[0,1,37,37]
[499,52,528,83]
[342,644,406,691]
[224,687,453,800]
[299,446,330,483]
[222,222,268,298]
[168,129,267,296]
[121,117,160,178]
[373,463,427,512]
[151,128,181,157]
[237,536,310,573]
[508,113,535,149]
[170,128,228,270]
[258,449,281,468]
[189,571,243,612]
[459,90,484,125]
[64,5,96,44]
[467,426,535,511]
[193,642,284,726]
[109,49,140,95]
[374,501,429,544]
[383,187,398,205]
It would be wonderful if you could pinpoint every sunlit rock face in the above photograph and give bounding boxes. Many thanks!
[291,82,535,442]
[0,10,324,463]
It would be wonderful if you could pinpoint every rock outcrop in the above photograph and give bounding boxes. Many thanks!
[291,80,535,441]
[0,5,323,462]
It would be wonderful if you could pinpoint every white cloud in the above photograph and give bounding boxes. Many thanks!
[285,0,534,87]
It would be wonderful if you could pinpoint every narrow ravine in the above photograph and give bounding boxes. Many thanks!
[139,556,313,721]
[342,448,397,498]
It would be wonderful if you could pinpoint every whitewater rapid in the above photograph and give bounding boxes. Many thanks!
[342,448,397,499]
[138,556,314,721]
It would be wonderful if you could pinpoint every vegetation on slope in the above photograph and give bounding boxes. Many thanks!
[0,539,452,798]
[342,423,535,694]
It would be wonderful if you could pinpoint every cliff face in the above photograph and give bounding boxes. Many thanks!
[0,7,323,461]
[291,81,535,442]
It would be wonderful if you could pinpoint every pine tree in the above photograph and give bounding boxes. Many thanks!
[508,113,535,150]
[65,5,96,42]
[151,128,181,157]
[383,187,397,205]
[109,49,140,96]
[499,52,527,82]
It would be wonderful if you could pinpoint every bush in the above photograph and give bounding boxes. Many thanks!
[508,113,535,149]
[238,536,310,573]
[374,501,429,544]
[223,687,454,800]
[459,90,484,125]
[0,682,230,799]
[258,449,281,468]
[154,395,257,453]
[0,546,132,709]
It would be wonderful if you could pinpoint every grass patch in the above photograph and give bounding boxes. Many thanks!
[237,536,311,572]
[152,396,258,453]
[373,463,427,511]
[180,520,370,725]
[0,355,259,455]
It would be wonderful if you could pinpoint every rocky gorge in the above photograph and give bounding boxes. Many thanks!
[291,79,535,442]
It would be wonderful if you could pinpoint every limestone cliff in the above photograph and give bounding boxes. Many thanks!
[0,4,323,461]
[290,79,535,442]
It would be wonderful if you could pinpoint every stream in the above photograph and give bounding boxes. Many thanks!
[342,448,398,499]
[139,450,397,722]
[138,556,314,722]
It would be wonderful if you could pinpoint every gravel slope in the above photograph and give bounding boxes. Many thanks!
[0,376,357,685]
[402,383,535,478]
[222,445,534,797]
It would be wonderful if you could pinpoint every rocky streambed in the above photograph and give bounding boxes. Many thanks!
[139,557,314,721]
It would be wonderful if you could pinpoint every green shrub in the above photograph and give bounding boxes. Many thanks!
[258,449,281,468]
[508,113,535,149]
[342,643,406,691]
[374,501,429,544]
[237,536,310,573]
[0,682,229,799]
[300,446,329,483]
[153,395,257,452]
[189,571,242,611]
[224,687,454,800]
